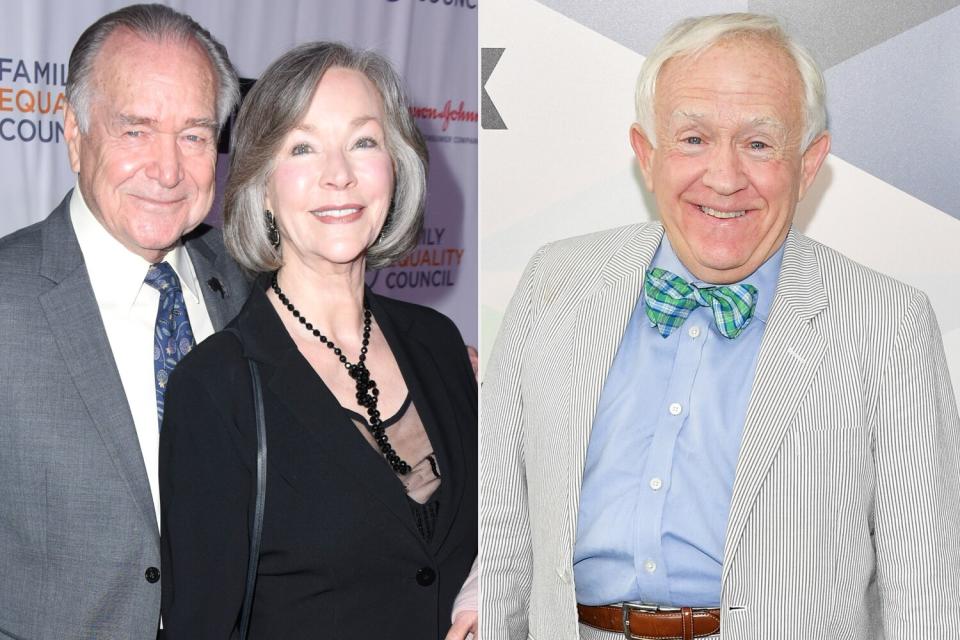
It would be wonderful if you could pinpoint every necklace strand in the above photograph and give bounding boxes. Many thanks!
[271,273,411,474]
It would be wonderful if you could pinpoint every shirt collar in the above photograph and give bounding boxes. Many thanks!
[68,183,203,309]
[651,234,784,323]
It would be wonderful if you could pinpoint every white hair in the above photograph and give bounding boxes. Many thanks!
[635,13,827,151]
[66,4,239,133]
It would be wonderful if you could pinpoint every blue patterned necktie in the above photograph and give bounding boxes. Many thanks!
[644,267,758,339]
[144,262,195,428]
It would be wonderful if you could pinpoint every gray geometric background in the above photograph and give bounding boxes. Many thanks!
[536,0,960,220]
[824,7,960,220]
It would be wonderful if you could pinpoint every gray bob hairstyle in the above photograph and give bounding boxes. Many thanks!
[635,13,827,151]
[65,3,239,132]
[224,42,429,272]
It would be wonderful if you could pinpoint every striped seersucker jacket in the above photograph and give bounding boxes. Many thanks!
[479,222,960,639]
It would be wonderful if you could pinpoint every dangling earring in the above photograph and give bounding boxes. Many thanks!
[264,210,280,249]
[375,209,392,246]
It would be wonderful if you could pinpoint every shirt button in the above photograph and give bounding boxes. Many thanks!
[649,477,663,491]
[668,402,682,416]
[688,325,701,338]
[144,567,160,583]
[644,560,657,573]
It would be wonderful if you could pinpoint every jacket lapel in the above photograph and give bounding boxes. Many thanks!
[37,200,158,533]
[566,225,664,534]
[370,293,468,555]
[238,286,427,544]
[184,231,245,331]
[721,229,829,584]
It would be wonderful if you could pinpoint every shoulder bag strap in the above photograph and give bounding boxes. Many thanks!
[224,328,267,640]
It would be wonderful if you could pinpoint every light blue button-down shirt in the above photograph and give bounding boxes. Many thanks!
[573,236,784,607]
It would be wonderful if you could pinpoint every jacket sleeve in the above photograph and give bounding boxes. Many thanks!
[479,247,547,640]
[873,290,960,636]
[160,358,253,639]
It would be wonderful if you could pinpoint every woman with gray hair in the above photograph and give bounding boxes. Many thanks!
[159,42,477,639]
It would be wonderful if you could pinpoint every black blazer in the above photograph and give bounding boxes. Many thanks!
[159,278,477,639]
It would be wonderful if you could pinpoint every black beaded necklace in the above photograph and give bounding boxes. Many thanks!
[271,272,411,475]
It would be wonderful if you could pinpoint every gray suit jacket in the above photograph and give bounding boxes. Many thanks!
[479,223,960,639]
[0,193,250,640]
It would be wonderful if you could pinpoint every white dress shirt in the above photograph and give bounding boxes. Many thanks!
[69,185,215,526]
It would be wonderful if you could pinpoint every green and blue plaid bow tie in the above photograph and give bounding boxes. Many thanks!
[643,267,758,339]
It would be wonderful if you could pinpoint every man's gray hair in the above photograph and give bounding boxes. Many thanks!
[635,13,827,151]
[223,41,428,273]
[66,3,239,132]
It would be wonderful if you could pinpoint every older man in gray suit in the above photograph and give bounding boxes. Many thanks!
[480,13,960,640]
[0,5,249,639]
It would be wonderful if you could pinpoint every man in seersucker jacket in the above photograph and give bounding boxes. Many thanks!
[480,12,960,640]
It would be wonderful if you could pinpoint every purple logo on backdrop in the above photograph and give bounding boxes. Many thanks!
[367,226,465,291]
[386,0,476,8]
[0,57,67,144]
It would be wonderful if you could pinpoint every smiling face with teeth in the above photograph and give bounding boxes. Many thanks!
[266,67,394,275]
[631,36,831,284]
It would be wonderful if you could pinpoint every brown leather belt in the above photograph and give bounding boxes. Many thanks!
[577,603,720,640]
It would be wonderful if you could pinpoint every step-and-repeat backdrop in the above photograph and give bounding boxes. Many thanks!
[0,0,477,344]
[480,0,960,401]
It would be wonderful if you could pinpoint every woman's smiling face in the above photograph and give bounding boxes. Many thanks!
[266,67,395,273]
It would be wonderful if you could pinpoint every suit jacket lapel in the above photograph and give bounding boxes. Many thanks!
[370,293,467,555]
[37,200,158,533]
[721,229,829,585]
[567,225,664,533]
[184,232,244,331]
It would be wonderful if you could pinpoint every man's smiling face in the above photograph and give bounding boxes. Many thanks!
[64,29,220,263]
[631,37,830,284]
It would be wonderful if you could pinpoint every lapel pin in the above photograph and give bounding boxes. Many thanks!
[206,277,225,298]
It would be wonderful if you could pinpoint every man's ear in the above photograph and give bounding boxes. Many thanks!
[798,131,831,201]
[63,104,83,173]
[630,123,656,192]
